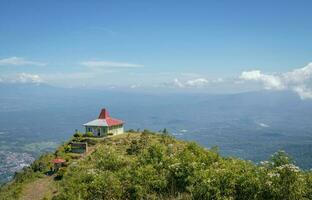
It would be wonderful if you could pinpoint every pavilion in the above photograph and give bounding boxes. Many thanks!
[83,108,124,136]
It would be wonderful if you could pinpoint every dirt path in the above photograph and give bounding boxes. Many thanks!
[19,136,120,200]
[20,175,56,200]
[19,148,96,200]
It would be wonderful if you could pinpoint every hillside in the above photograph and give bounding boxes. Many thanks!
[1,130,312,200]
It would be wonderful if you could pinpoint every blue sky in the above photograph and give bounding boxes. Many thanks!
[0,0,312,96]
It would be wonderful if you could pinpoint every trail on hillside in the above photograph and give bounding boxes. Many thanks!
[19,143,99,200]
[20,175,56,200]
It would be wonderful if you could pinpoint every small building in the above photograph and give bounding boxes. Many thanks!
[52,158,66,171]
[83,108,124,136]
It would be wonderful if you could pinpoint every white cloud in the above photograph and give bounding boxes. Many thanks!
[239,63,312,99]
[161,78,183,88]
[172,78,185,88]
[0,57,46,66]
[15,73,43,83]
[293,86,312,100]
[80,60,143,68]
[240,70,284,90]
[164,78,209,88]
[257,122,270,128]
[283,63,312,83]
[185,78,209,87]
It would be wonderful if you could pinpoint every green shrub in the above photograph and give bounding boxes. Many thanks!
[95,147,129,171]
[85,138,97,146]
[14,167,37,183]
[126,140,141,155]
[127,129,136,133]
[64,145,72,153]
[31,153,54,173]
[83,132,94,137]
[73,132,83,138]
[142,129,153,135]
[162,128,168,134]
[87,171,122,200]
[55,167,67,180]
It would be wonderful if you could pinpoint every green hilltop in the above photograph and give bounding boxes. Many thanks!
[1,130,312,200]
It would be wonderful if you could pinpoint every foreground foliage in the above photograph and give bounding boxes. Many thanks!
[51,132,312,200]
[2,131,312,199]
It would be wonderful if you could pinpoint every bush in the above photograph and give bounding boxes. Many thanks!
[85,138,98,146]
[73,132,82,138]
[64,145,71,153]
[162,128,168,134]
[55,145,67,157]
[271,150,293,167]
[127,140,141,155]
[127,129,136,133]
[160,132,174,145]
[93,147,129,172]
[87,171,122,200]
[83,132,94,137]
[14,167,37,183]
[31,153,54,173]
[142,129,153,135]
[107,132,114,136]
[55,167,67,180]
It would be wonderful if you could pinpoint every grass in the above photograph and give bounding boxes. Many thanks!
[0,132,161,200]
[0,132,136,200]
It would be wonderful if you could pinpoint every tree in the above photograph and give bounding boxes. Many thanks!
[271,150,293,167]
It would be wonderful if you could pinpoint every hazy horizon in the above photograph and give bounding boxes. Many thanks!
[1,1,312,99]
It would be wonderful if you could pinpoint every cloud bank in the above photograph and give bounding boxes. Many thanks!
[185,78,209,87]
[240,70,284,90]
[165,78,209,88]
[0,73,44,84]
[1,55,311,101]
[0,57,46,66]
[15,73,43,83]
[240,63,312,99]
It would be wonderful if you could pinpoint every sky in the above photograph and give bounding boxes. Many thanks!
[0,0,312,97]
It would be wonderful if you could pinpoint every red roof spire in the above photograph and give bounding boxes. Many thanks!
[95,108,124,126]
[98,108,110,119]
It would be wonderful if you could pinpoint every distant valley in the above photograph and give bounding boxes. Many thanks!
[1,83,312,183]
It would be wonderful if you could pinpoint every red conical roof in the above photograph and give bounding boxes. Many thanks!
[98,108,110,119]
[97,108,123,126]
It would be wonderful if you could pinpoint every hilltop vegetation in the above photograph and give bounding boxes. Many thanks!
[2,130,312,199]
